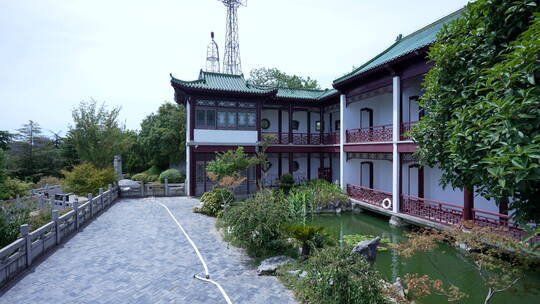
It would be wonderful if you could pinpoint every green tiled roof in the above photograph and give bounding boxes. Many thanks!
[333,9,464,86]
[171,70,338,101]
[171,70,275,95]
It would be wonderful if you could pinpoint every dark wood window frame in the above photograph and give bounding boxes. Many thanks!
[315,120,322,132]
[360,161,374,189]
[195,103,257,131]
[360,108,374,128]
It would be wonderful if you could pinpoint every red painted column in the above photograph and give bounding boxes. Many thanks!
[329,153,333,181]
[499,199,509,224]
[278,108,282,144]
[319,105,324,144]
[278,152,282,177]
[307,110,311,144]
[418,166,424,198]
[289,152,293,174]
[257,101,262,142]
[307,153,311,180]
[190,148,196,196]
[288,103,293,144]
[463,187,474,221]
[319,152,324,179]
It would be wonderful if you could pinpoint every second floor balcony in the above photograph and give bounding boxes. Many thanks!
[345,121,419,143]
[262,132,340,145]
[346,124,393,143]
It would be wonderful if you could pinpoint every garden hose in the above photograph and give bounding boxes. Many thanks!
[158,202,233,304]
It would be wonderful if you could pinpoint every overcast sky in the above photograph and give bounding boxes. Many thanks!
[0,0,470,136]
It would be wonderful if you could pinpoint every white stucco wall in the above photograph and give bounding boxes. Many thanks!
[261,109,279,133]
[345,158,392,192]
[346,93,393,130]
[401,77,423,123]
[194,129,257,143]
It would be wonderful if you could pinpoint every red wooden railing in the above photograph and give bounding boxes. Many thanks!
[400,121,418,140]
[347,184,393,209]
[346,124,393,143]
[322,132,340,144]
[473,209,527,239]
[401,194,464,225]
[262,132,340,145]
[262,132,289,144]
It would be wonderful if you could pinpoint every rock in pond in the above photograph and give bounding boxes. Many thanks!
[351,236,381,265]
[257,256,295,276]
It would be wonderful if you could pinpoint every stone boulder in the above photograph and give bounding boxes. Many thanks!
[118,179,140,191]
[257,256,295,276]
[351,236,381,264]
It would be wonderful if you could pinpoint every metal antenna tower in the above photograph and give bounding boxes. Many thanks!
[219,0,246,75]
[206,32,220,72]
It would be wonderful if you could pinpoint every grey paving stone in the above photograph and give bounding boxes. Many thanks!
[0,197,297,304]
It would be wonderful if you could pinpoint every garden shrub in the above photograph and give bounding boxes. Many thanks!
[296,246,388,304]
[62,163,117,195]
[284,224,333,259]
[286,179,349,213]
[35,176,63,188]
[194,188,234,217]
[277,173,295,193]
[221,189,295,256]
[0,177,31,200]
[158,169,185,183]
[131,172,158,183]
[0,207,29,247]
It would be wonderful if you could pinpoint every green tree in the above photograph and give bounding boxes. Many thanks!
[248,67,320,89]
[0,131,11,150]
[138,102,186,171]
[62,163,117,196]
[8,121,63,182]
[411,0,540,223]
[69,100,131,169]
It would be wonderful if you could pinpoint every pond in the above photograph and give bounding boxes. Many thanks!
[308,211,540,304]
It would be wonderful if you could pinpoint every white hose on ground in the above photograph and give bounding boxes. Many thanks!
[158,202,233,304]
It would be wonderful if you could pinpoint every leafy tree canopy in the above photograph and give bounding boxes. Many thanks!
[0,131,11,151]
[137,102,186,171]
[412,0,540,223]
[69,100,132,169]
[248,67,320,89]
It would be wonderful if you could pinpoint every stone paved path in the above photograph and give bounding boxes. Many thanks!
[0,197,297,304]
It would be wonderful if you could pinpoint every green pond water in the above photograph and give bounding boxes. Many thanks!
[308,211,540,304]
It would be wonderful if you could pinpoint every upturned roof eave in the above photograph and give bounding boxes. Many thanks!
[170,80,278,98]
[332,45,430,90]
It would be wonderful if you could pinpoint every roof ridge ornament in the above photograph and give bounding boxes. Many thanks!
[395,34,403,42]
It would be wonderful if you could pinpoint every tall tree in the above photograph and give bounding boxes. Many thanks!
[248,67,320,89]
[69,100,131,169]
[137,102,186,171]
[411,0,540,223]
[0,131,11,151]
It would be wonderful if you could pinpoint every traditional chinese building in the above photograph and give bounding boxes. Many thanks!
[171,8,520,235]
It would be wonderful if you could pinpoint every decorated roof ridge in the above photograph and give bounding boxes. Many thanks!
[251,84,325,92]
[333,7,465,86]
[170,70,276,96]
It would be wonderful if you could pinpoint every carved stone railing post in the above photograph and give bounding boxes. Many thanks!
[99,188,104,210]
[108,184,112,204]
[140,182,145,197]
[165,179,169,196]
[88,193,93,217]
[52,209,59,245]
[20,224,31,266]
[73,198,80,231]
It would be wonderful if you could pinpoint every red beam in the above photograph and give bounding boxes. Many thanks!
[343,144,392,153]
[192,145,256,153]
[397,143,417,153]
